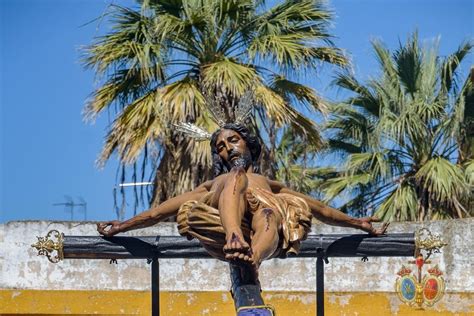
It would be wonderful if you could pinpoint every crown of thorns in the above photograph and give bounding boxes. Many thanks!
[173,89,255,141]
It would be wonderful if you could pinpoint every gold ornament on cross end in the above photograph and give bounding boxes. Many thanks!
[31,229,64,263]
[415,227,448,259]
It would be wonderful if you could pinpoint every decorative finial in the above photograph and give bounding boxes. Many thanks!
[415,228,447,259]
[31,229,64,263]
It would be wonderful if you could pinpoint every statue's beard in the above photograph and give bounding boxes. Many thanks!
[226,150,252,170]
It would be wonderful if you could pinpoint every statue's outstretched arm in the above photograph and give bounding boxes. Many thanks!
[97,180,213,237]
[268,180,388,235]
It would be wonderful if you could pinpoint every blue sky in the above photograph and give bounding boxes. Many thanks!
[1,0,472,223]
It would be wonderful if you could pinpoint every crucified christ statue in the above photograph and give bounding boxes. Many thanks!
[97,123,388,270]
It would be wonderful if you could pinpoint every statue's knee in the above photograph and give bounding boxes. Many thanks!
[262,208,274,216]
[256,208,281,225]
[254,208,274,219]
[261,208,276,219]
[253,208,280,231]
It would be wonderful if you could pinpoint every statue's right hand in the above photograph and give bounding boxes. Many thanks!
[97,221,121,237]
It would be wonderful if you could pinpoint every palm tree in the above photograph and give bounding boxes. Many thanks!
[274,127,326,195]
[459,67,474,164]
[459,68,474,211]
[83,0,347,217]
[320,33,473,221]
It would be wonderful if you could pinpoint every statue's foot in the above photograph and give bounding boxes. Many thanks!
[225,248,262,268]
[225,249,253,262]
[225,249,260,281]
[223,231,250,254]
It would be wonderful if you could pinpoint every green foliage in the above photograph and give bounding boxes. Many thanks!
[274,128,323,194]
[322,32,473,221]
[83,0,347,212]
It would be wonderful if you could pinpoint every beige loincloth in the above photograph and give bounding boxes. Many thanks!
[177,187,312,261]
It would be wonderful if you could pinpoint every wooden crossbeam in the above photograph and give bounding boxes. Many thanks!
[61,233,415,259]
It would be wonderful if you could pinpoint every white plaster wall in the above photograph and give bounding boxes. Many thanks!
[0,219,472,292]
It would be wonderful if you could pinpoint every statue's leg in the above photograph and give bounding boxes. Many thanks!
[219,167,251,257]
[249,208,282,267]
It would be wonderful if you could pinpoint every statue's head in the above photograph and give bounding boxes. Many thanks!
[210,123,261,177]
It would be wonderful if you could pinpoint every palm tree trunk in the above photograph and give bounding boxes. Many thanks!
[150,138,208,213]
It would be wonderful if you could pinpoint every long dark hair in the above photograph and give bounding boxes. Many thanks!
[210,123,261,177]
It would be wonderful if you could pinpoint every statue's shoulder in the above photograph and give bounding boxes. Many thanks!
[196,178,217,191]
[252,173,268,180]
[210,174,228,187]
[250,172,271,180]
[213,173,228,181]
[246,172,269,180]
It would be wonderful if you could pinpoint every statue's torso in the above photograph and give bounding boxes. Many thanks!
[206,172,272,208]
[212,172,271,190]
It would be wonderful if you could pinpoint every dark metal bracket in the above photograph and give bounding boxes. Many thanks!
[316,248,329,316]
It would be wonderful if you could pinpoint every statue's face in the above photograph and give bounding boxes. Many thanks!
[215,129,252,169]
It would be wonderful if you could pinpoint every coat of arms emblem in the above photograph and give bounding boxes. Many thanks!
[395,228,446,309]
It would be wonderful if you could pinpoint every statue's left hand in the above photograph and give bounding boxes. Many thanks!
[359,217,389,235]
[97,221,121,237]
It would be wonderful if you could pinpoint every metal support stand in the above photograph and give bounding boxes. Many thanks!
[38,233,416,316]
[316,248,328,316]
[230,263,264,310]
[151,258,160,316]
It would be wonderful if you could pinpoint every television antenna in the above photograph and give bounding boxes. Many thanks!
[76,196,87,221]
[53,195,87,221]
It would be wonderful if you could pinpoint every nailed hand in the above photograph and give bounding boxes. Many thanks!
[97,221,121,237]
[359,216,390,235]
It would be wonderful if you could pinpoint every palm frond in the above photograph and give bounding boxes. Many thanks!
[325,103,375,149]
[321,173,371,202]
[84,5,164,78]
[248,0,348,71]
[201,59,257,96]
[84,66,161,120]
[255,83,294,126]
[415,157,469,205]
[371,39,398,86]
[287,107,323,147]
[346,152,391,180]
[325,139,363,155]
[270,74,327,113]
[331,71,380,117]
[160,77,205,122]
[440,40,474,94]
[394,32,422,95]
[98,89,164,166]
[374,184,418,221]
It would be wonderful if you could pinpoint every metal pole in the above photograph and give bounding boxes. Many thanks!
[316,249,325,316]
[151,258,160,316]
[229,263,264,310]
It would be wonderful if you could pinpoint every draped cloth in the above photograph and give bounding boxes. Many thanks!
[177,187,312,261]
